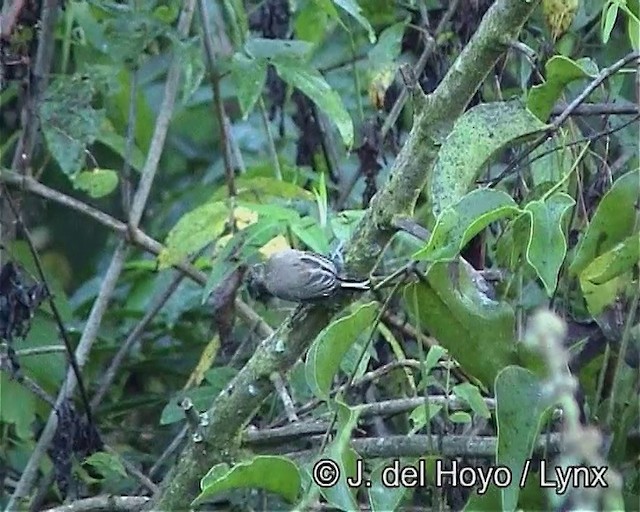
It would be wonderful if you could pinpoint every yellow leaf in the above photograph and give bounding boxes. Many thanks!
[259,236,290,258]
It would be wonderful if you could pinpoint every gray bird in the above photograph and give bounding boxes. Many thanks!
[246,249,370,302]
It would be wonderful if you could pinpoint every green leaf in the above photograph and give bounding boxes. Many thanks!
[177,37,206,104]
[40,75,105,175]
[409,403,443,433]
[524,193,575,296]
[430,101,549,217]
[306,302,378,400]
[230,53,267,118]
[316,401,361,510]
[291,217,331,255]
[495,366,551,512]
[73,169,119,198]
[332,0,376,43]
[96,120,146,173]
[330,210,365,243]
[212,176,313,202]
[579,233,640,316]
[0,376,36,440]
[601,2,619,43]
[84,451,128,479]
[529,137,574,187]
[453,382,491,419]
[424,345,448,374]
[245,37,314,60]
[404,264,516,388]
[239,201,301,223]
[194,456,301,506]
[414,189,520,262]
[273,60,354,148]
[295,1,331,43]
[368,21,406,71]
[368,458,415,511]
[527,56,598,121]
[158,201,229,269]
[449,411,472,423]
[570,169,640,276]
[581,233,640,286]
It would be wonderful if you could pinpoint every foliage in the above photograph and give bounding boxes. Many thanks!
[0,0,638,510]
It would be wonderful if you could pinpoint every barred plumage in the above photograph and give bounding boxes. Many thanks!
[246,249,370,302]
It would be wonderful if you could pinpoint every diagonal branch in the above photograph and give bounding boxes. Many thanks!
[148,0,542,508]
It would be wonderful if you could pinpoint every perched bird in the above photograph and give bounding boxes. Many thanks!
[246,249,370,303]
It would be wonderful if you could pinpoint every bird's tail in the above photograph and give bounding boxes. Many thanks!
[338,278,371,290]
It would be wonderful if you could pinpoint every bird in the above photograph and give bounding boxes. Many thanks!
[246,249,370,303]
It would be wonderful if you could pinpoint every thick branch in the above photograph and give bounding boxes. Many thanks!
[148,0,540,508]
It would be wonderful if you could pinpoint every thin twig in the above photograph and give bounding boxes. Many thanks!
[258,97,283,181]
[90,270,187,408]
[489,50,640,186]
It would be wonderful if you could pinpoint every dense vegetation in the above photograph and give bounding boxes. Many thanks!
[0,0,638,510]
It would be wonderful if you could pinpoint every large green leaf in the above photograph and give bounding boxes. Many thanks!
[527,56,598,121]
[158,201,229,269]
[230,53,267,118]
[414,189,520,262]
[524,193,575,296]
[404,264,516,388]
[570,169,640,276]
[306,302,378,400]
[430,101,549,217]
[194,456,301,506]
[273,60,354,148]
[495,366,550,512]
